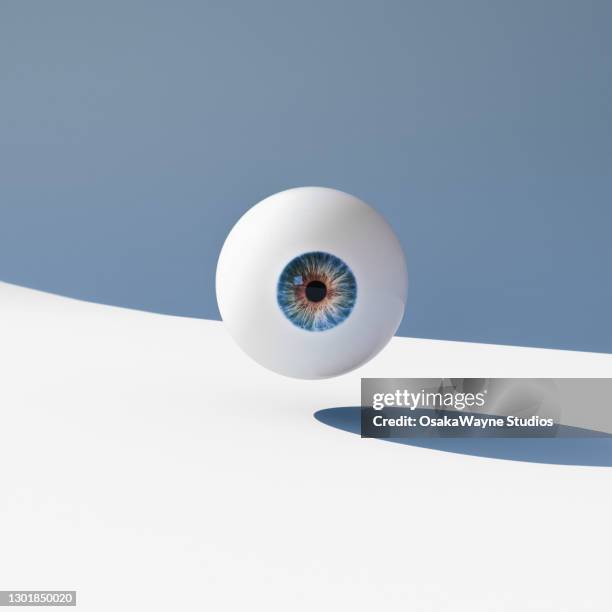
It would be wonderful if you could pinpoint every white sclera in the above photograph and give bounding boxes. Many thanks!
[215,187,408,379]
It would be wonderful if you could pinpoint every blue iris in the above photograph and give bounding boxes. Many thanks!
[277,251,357,332]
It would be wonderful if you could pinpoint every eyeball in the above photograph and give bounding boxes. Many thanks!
[215,187,408,379]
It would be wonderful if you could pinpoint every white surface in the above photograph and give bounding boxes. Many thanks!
[0,282,611,611]
[216,186,407,378]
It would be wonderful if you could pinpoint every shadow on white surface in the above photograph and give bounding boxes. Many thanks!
[315,407,612,467]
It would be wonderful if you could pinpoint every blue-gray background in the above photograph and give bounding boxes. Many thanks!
[1,1,610,352]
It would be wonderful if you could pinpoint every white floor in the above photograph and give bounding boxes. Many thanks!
[0,282,611,611]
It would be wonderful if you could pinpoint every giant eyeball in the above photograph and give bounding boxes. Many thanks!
[216,187,408,379]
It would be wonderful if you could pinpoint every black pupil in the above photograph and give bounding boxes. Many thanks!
[305,280,327,303]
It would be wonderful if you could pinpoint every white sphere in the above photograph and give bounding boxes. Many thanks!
[216,187,408,379]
